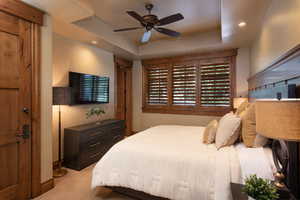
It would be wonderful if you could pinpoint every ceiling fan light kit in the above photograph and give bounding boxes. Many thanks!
[114,3,184,43]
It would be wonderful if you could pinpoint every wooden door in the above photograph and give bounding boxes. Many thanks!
[115,57,133,136]
[0,11,32,200]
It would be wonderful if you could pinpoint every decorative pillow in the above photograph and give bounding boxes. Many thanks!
[237,110,247,142]
[215,112,242,149]
[203,120,218,144]
[235,100,249,116]
[242,103,257,147]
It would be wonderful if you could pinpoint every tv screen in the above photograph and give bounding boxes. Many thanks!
[69,72,109,105]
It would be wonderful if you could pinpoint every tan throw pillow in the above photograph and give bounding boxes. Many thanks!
[203,120,218,144]
[242,103,257,147]
[235,100,249,115]
[215,113,241,149]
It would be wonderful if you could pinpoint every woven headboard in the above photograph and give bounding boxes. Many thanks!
[248,44,300,198]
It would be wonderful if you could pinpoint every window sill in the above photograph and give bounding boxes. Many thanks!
[142,106,232,116]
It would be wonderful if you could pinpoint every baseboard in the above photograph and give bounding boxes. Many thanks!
[41,178,54,194]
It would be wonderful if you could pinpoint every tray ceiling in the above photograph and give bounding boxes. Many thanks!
[85,0,221,43]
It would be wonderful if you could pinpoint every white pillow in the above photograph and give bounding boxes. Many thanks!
[215,112,241,149]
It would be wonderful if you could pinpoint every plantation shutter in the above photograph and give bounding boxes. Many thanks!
[200,62,231,106]
[172,63,197,105]
[147,66,169,105]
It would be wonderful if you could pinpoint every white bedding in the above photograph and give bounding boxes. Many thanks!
[92,125,274,200]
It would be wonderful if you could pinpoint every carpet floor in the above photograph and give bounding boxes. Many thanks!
[34,165,134,200]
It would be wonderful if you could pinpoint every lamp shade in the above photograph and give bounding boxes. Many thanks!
[256,99,300,141]
[53,87,71,105]
[233,97,248,109]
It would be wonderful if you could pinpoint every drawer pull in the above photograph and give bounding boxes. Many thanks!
[113,135,121,141]
[89,142,101,148]
[89,132,102,137]
[90,152,102,159]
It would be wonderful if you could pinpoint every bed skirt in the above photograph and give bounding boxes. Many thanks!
[107,186,168,200]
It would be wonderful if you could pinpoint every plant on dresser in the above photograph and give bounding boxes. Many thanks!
[86,107,106,124]
[64,119,125,170]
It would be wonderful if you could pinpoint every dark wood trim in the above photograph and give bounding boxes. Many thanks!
[248,44,300,90]
[114,56,133,136]
[30,23,42,198]
[142,107,231,116]
[142,49,238,66]
[114,56,133,68]
[0,0,44,25]
[41,179,54,195]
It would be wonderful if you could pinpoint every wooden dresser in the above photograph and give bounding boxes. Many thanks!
[64,119,125,170]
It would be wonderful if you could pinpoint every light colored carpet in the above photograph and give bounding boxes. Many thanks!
[34,165,134,200]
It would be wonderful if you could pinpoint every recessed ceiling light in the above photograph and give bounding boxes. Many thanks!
[91,40,98,45]
[238,22,247,27]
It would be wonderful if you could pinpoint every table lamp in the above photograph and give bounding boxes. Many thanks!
[256,99,300,190]
[53,87,71,177]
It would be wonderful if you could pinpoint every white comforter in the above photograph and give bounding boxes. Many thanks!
[92,125,272,200]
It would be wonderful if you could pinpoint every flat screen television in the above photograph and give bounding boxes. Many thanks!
[69,72,109,105]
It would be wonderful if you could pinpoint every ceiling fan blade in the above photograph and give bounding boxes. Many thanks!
[141,31,151,43]
[114,27,143,32]
[155,27,180,37]
[127,11,145,24]
[158,13,184,26]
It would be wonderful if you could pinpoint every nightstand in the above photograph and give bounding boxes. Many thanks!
[231,183,297,200]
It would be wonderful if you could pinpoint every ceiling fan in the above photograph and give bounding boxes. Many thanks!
[114,3,184,43]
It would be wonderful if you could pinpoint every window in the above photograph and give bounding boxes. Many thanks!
[172,62,197,106]
[200,62,231,106]
[142,50,237,116]
[146,66,168,105]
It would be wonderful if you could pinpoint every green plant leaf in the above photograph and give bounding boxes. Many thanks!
[242,175,279,200]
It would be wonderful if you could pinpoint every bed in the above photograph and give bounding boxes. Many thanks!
[92,125,275,200]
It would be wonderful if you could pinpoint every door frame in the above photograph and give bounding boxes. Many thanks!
[0,0,44,198]
[114,56,133,136]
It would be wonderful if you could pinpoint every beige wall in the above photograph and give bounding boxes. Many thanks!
[132,48,250,132]
[250,0,300,75]
[236,47,250,97]
[52,34,115,162]
[41,14,53,183]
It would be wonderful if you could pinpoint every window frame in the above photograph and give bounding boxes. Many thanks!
[142,50,237,116]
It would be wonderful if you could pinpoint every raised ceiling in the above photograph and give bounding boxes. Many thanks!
[84,0,221,43]
[22,0,272,59]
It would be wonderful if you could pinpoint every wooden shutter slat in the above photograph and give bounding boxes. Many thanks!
[172,64,197,106]
[200,62,231,107]
[147,66,169,105]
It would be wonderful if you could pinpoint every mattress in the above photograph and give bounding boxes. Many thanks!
[92,125,274,200]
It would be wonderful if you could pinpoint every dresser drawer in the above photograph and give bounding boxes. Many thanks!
[80,129,106,143]
[64,119,125,171]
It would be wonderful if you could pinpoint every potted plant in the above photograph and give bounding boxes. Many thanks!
[243,175,279,200]
[86,107,105,124]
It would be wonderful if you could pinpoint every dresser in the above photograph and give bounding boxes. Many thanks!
[64,119,125,170]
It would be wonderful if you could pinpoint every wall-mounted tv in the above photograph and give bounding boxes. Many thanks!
[69,72,109,105]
